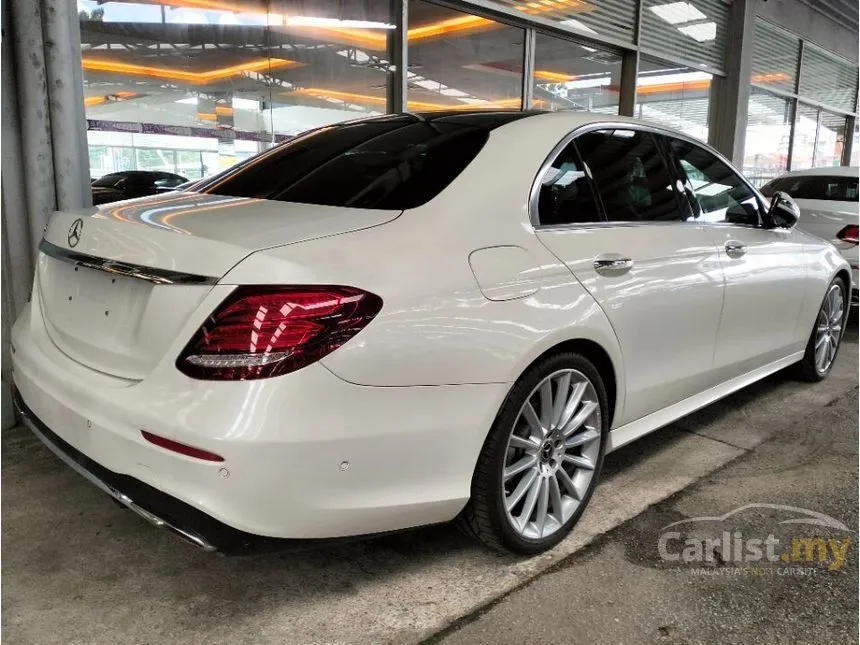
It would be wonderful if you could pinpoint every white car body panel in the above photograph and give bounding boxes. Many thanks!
[44,194,400,277]
[793,197,859,290]
[766,166,859,292]
[703,226,809,374]
[11,112,851,544]
[536,223,724,425]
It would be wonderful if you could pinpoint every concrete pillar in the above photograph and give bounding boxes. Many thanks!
[387,0,408,112]
[2,0,91,428]
[618,50,639,117]
[43,0,92,210]
[843,115,855,166]
[8,0,57,251]
[708,0,756,164]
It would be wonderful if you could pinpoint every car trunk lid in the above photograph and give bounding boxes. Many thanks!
[36,192,399,380]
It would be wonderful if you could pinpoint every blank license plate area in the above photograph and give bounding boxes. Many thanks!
[41,258,153,343]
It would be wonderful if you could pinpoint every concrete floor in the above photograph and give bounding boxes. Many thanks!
[435,389,859,645]
[2,317,857,645]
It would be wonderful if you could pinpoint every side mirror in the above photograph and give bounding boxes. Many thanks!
[767,190,800,229]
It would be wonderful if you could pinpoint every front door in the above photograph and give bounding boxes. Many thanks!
[534,128,725,427]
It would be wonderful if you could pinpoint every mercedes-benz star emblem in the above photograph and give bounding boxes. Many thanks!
[68,218,83,248]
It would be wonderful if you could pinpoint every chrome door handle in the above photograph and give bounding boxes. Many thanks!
[725,241,747,258]
[593,255,634,276]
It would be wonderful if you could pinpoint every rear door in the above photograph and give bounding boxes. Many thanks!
[665,135,808,377]
[534,127,725,426]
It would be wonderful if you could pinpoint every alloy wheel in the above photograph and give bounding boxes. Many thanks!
[814,283,844,374]
[501,369,602,540]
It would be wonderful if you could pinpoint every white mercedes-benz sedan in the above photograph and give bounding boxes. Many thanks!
[760,166,859,303]
[12,111,851,555]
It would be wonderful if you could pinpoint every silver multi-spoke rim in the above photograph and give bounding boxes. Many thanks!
[814,284,844,374]
[502,369,602,540]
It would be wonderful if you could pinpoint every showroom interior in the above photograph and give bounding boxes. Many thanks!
[1,1,858,398]
[1,1,859,643]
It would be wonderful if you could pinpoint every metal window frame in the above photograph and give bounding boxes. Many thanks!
[796,38,805,97]
[751,84,858,118]
[528,121,765,229]
[749,15,858,171]
[401,0,746,129]
[419,0,634,116]
[752,17,858,118]
[786,97,797,171]
[521,28,535,109]
[791,101,823,170]
[387,0,408,113]
[843,115,856,166]
[435,0,640,53]
[811,106,823,167]
[426,0,729,85]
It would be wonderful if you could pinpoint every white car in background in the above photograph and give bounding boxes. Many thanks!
[761,167,859,303]
[11,112,851,556]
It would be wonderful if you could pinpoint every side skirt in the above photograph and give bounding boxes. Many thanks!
[607,352,804,452]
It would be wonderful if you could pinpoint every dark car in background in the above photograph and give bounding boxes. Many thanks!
[91,171,188,205]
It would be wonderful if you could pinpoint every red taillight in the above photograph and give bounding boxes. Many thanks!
[141,431,225,462]
[837,224,859,244]
[177,286,383,380]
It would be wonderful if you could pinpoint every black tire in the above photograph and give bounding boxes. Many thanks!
[457,351,609,554]
[795,276,847,382]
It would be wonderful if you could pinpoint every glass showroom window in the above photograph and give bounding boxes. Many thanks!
[750,19,800,95]
[493,0,637,44]
[531,33,621,114]
[407,2,523,112]
[265,1,394,125]
[640,0,729,71]
[799,45,859,115]
[815,111,848,168]
[79,0,392,182]
[743,89,792,186]
[635,58,711,141]
[792,104,820,170]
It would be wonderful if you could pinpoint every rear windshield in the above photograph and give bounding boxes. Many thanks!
[761,175,859,202]
[195,112,535,210]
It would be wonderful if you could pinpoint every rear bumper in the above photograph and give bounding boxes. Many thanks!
[16,393,224,552]
[11,301,506,544]
[14,393,398,554]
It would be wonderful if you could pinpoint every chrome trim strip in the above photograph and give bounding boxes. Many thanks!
[14,397,217,552]
[39,239,219,286]
[528,121,769,230]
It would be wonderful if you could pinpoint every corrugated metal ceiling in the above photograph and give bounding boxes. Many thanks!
[797,0,859,32]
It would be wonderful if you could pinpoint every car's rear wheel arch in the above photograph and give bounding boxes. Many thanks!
[835,269,851,303]
[522,339,617,428]
[831,269,851,327]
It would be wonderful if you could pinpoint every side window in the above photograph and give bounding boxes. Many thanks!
[668,137,763,226]
[575,129,682,222]
[765,176,859,202]
[536,141,602,225]
[838,178,859,201]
